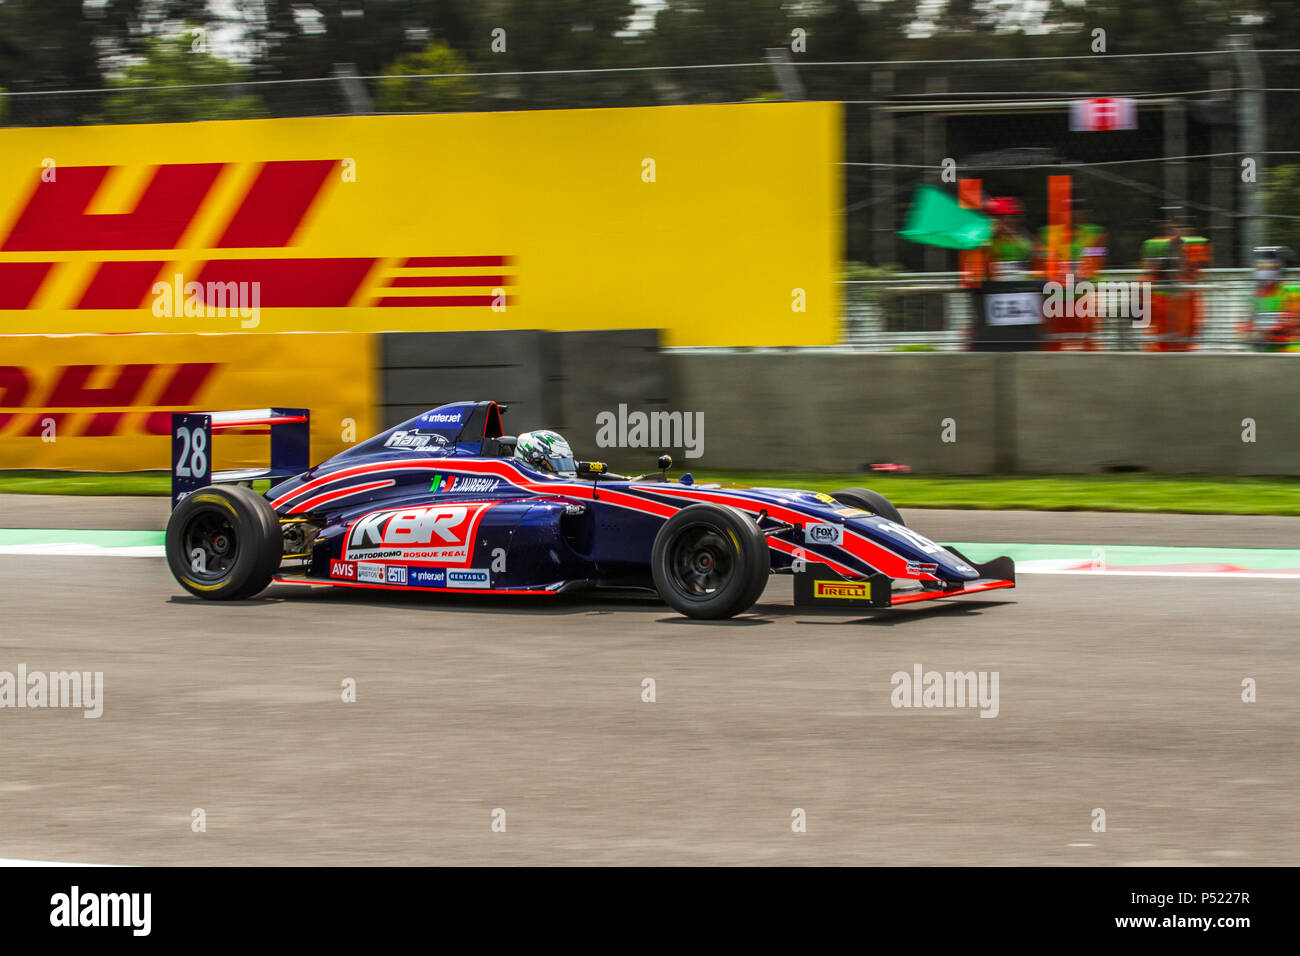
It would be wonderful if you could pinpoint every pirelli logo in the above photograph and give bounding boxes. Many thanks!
[813,580,872,600]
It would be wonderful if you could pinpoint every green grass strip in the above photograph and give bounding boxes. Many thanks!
[2,469,1300,516]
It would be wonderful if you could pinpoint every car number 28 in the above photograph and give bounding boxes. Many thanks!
[175,426,209,479]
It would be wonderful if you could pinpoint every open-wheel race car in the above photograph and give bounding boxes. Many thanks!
[164,400,1015,619]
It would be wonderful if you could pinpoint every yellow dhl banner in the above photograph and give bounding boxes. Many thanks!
[0,103,841,347]
[0,333,376,471]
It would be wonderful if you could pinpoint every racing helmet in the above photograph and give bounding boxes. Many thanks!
[514,430,577,478]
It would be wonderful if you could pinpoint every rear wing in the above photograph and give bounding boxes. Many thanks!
[171,408,310,509]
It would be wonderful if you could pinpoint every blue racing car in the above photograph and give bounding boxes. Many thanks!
[164,400,1015,618]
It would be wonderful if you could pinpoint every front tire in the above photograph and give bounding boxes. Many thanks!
[829,487,905,526]
[651,503,770,619]
[165,485,282,600]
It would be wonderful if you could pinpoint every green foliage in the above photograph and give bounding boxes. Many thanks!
[0,0,1293,269]
[9,469,1300,515]
[92,31,264,125]
[843,262,902,282]
[1263,165,1300,254]
[375,42,479,113]
[694,471,1300,515]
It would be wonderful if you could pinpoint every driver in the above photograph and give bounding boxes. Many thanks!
[513,430,578,478]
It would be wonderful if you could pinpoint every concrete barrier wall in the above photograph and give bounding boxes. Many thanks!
[380,330,554,429]
[381,337,1300,475]
[380,330,671,471]
[1008,354,1300,474]
[671,353,1002,473]
[671,353,1300,475]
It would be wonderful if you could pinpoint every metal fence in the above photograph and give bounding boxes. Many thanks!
[840,269,1259,351]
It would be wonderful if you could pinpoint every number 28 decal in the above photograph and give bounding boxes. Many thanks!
[175,426,208,478]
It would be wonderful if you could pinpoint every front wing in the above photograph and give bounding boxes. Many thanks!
[793,550,1015,609]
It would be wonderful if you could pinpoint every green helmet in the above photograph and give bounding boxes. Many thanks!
[513,429,577,477]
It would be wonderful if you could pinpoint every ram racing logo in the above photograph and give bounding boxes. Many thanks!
[385,430,447,450]
[343,503,494,565]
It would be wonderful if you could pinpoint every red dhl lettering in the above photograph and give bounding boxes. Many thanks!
[0,363,219,436]
[0,162,515,312]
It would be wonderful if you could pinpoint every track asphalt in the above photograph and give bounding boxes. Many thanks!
[0,495,1295,865]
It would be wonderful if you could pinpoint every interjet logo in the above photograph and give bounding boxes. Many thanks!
[419,411,465,426]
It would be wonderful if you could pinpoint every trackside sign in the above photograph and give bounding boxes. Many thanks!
[0,104,840,346]
[0,332,375,470]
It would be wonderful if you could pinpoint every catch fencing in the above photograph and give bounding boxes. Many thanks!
[841,269,1260,351]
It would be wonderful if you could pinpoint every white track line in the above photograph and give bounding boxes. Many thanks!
[0,857,117,867]
[1,544,1295,579]
[1016,559,1299,579]
[0,544,163,558]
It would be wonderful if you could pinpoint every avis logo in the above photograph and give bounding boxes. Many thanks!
[0,363,218,437]
[344,503,493,565]
[330,559,356,580]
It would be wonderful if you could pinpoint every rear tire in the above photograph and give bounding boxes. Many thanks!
[829,487,905,526]
[651,503,770,619]
[166,485,282,600]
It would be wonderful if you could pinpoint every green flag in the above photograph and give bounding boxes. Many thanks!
[899,185,993,250]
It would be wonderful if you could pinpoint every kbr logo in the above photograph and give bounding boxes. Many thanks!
[344,503,494,565]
